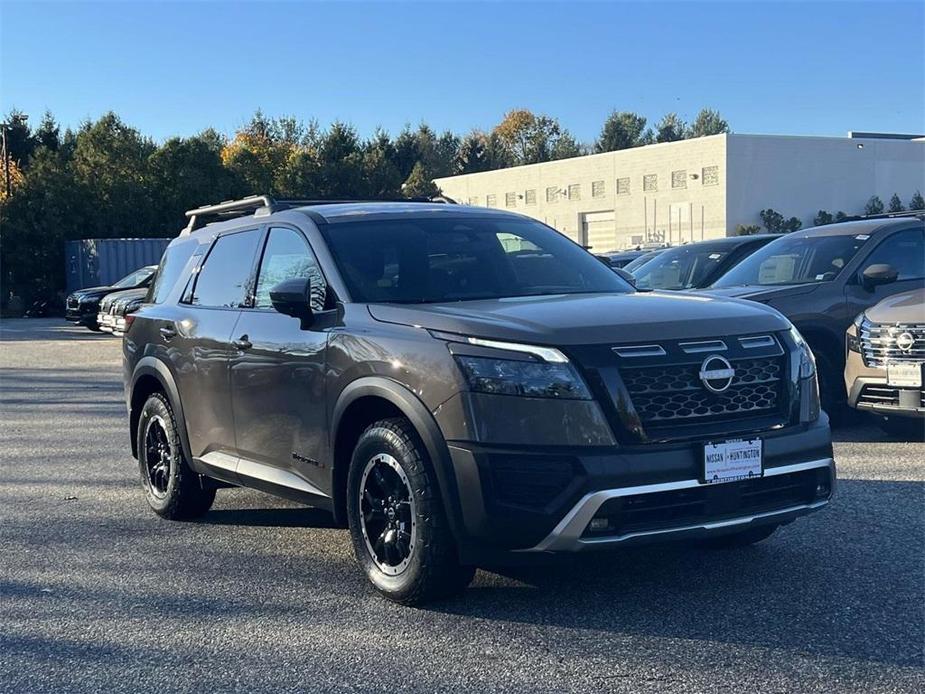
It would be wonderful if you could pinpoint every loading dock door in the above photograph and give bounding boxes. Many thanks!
[581,211,616,252]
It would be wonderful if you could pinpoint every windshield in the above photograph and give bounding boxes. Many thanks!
[324,217,633,303]
[712,234,867,288]
[632,244,733,290]
[112,267,154,289]
[623,250,661,274]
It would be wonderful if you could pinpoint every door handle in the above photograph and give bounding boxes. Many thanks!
[232,335,253,350]
[159,326,177,340]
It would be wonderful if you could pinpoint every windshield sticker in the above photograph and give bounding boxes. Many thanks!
[708,253,722,260]
[855,234,870,240]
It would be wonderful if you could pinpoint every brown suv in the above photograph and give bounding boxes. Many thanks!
[846,288,925,436]
[124,196,835,604]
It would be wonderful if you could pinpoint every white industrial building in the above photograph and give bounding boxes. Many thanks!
[434,133,925,252]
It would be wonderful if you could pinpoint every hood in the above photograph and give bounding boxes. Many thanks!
[368,292,790,345]
[101,288,147,311]
[697,283,820,304]
[71,285,115,300]
[865,288,925,325]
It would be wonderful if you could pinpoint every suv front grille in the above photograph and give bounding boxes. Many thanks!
[860,320,925,368]
[621,356,785,426]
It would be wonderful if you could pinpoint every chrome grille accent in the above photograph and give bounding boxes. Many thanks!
[612,345,666,358]
[739,335,777,349]
[859,320,925,367]
[679,340,727,353]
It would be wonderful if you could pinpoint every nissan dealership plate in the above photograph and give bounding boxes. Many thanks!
[886,362,922,388]
[703,438,763,484]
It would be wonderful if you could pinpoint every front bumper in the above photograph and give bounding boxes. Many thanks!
[445,414,834,559]
[97,312,115,333]
[845,350,924,418]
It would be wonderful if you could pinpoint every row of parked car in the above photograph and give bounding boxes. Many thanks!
[66,211,924,435]
[598,213,924,433]
[65,265,157,337]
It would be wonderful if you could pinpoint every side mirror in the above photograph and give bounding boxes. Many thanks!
[613,267,637,287]
[860,263,898,291]
[270,277,313,326]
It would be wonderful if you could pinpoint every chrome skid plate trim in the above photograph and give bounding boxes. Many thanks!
[522,458,834,552]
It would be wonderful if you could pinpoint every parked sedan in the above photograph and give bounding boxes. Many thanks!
[65,265,156,331]
[845,288,925,437]
[631,235,781,291]
[97,287,148,335]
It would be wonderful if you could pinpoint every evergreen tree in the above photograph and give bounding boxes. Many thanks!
[864,195,884,215]
[910,190,925,210]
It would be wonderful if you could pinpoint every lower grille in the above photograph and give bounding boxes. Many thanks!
[858,385,925,409]
[621,356,786,427]
[585,468,829,538]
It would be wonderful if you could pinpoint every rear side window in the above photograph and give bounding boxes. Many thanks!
[150,243,196,304]
[191,229,262,308]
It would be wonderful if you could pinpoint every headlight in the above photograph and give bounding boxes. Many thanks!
[789,325,815,379]
[454,354,591,400]
[847,313,864,354]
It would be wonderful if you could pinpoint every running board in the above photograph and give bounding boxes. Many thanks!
[197,451,329,498]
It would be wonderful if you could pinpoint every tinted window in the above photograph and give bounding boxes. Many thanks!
[151,245,195,304]
[713,234,868,287]
[324,217,632,303]
[860,228,924,281]
[112,267,155,289]
[633,244,734,290]
[254,227,326,312]
[191,229,261,308]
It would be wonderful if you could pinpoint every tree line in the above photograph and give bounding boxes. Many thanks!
[0,106,730,306]
[734,191,925,235]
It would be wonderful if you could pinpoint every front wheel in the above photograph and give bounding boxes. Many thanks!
[347,418,474,605]
[136,393,215,520]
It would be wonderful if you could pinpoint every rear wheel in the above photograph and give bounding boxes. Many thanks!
[137,393,215,520]
[347,417,474,605]
[701,524,778,549]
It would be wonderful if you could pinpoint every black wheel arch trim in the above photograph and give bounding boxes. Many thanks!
[130,357,193,463]
[331,377,467,547]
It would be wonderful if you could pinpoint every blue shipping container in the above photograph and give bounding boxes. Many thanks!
[66,238,171,292]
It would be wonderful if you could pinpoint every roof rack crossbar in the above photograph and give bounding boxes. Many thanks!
[834,210,925,223]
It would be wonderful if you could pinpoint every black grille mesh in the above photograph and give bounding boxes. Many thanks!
[622,357,785,425]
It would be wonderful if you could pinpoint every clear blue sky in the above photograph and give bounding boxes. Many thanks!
[2,1,923,143]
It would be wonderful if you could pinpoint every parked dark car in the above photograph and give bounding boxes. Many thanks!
[599,249,650,269]
[703,214,925,411]
[622,247,668,273]
[98,287,148,335]
[631,235,782,291]
[65,265,156,331]
[124,196,832,605]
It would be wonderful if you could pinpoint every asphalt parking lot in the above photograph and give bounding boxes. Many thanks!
[1,318,923,693]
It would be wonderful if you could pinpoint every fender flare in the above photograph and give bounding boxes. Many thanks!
[131,357,194,463]
[331,377,466,544]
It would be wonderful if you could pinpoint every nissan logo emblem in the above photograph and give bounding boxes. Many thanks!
[699,355,735,393]
[896,332,915,352]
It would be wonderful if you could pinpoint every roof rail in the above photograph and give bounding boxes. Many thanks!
[181,194,458,234]
[834,209,925,224]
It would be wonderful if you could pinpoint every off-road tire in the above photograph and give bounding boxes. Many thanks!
[136,393,215,520]
[347,417,475,605]
[702,524,778,549]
